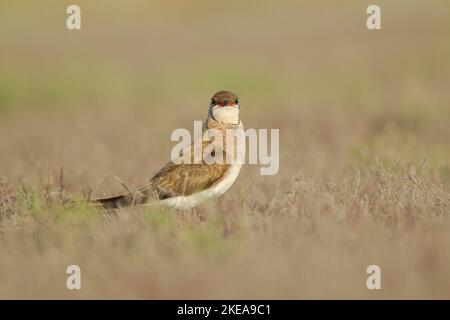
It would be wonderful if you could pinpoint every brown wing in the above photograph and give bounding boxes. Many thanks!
[146,162,229,199]
[139,123,234,200]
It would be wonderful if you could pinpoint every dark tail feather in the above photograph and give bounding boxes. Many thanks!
[95,193,149,209]
[95,194,131,209]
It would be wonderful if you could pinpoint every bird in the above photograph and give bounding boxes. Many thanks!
[94,90,244,210]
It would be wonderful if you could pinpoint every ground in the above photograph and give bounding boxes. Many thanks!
[0,0,449,299]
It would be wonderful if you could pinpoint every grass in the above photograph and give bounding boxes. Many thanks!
[0,0,450,299]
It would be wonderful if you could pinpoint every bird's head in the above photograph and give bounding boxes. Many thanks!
[208,90,240,125]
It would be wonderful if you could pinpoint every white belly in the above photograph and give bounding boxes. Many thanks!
[159,164,242,209]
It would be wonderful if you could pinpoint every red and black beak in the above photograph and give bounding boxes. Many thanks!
[218,99,238,107]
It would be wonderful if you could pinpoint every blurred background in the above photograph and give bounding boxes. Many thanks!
[0,0,450,299]
[1,0,450,187]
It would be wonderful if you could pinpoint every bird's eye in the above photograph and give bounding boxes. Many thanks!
[234,98,239,104]
[211,99,216,105]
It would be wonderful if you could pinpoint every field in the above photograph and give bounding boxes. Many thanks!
[1,0,450,299]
